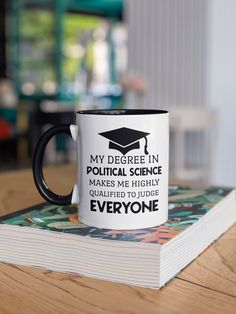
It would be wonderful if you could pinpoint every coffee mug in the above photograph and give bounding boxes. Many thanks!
[33,109,169,229]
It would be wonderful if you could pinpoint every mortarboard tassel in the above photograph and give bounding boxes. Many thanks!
[144,136,149,155]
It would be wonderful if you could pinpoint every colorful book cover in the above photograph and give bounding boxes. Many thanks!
[0,186,232,244]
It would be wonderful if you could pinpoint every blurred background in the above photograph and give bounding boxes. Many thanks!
[0,0,235,186]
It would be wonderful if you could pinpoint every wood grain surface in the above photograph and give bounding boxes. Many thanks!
[0,164,235,314]
[178,225,236,297]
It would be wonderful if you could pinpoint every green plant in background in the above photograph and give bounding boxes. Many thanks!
[18,9,102,93]
[63,13,102,83]
[19,9,55,92]
[7,0,124,109]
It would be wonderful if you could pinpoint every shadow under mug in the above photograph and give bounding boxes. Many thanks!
[33,109,169,230]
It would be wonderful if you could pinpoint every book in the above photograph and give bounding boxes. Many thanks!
[0,185,235,289]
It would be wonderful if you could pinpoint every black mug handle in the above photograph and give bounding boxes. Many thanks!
[33,124,73,205]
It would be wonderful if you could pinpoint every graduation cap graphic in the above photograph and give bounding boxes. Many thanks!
[99,127,150,155]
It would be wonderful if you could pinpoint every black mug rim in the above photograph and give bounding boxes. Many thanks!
[77,109,168,115]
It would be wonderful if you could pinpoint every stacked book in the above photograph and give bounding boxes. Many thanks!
[0,185,235,289]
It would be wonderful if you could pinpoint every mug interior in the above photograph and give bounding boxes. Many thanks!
[77,109,168,115]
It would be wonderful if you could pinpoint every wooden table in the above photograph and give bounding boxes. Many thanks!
[0,164,235,314]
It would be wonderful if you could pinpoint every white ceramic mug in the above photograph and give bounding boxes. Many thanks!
[33,109,169,229]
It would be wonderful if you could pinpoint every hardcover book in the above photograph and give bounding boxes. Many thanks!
[0,185,235,289]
